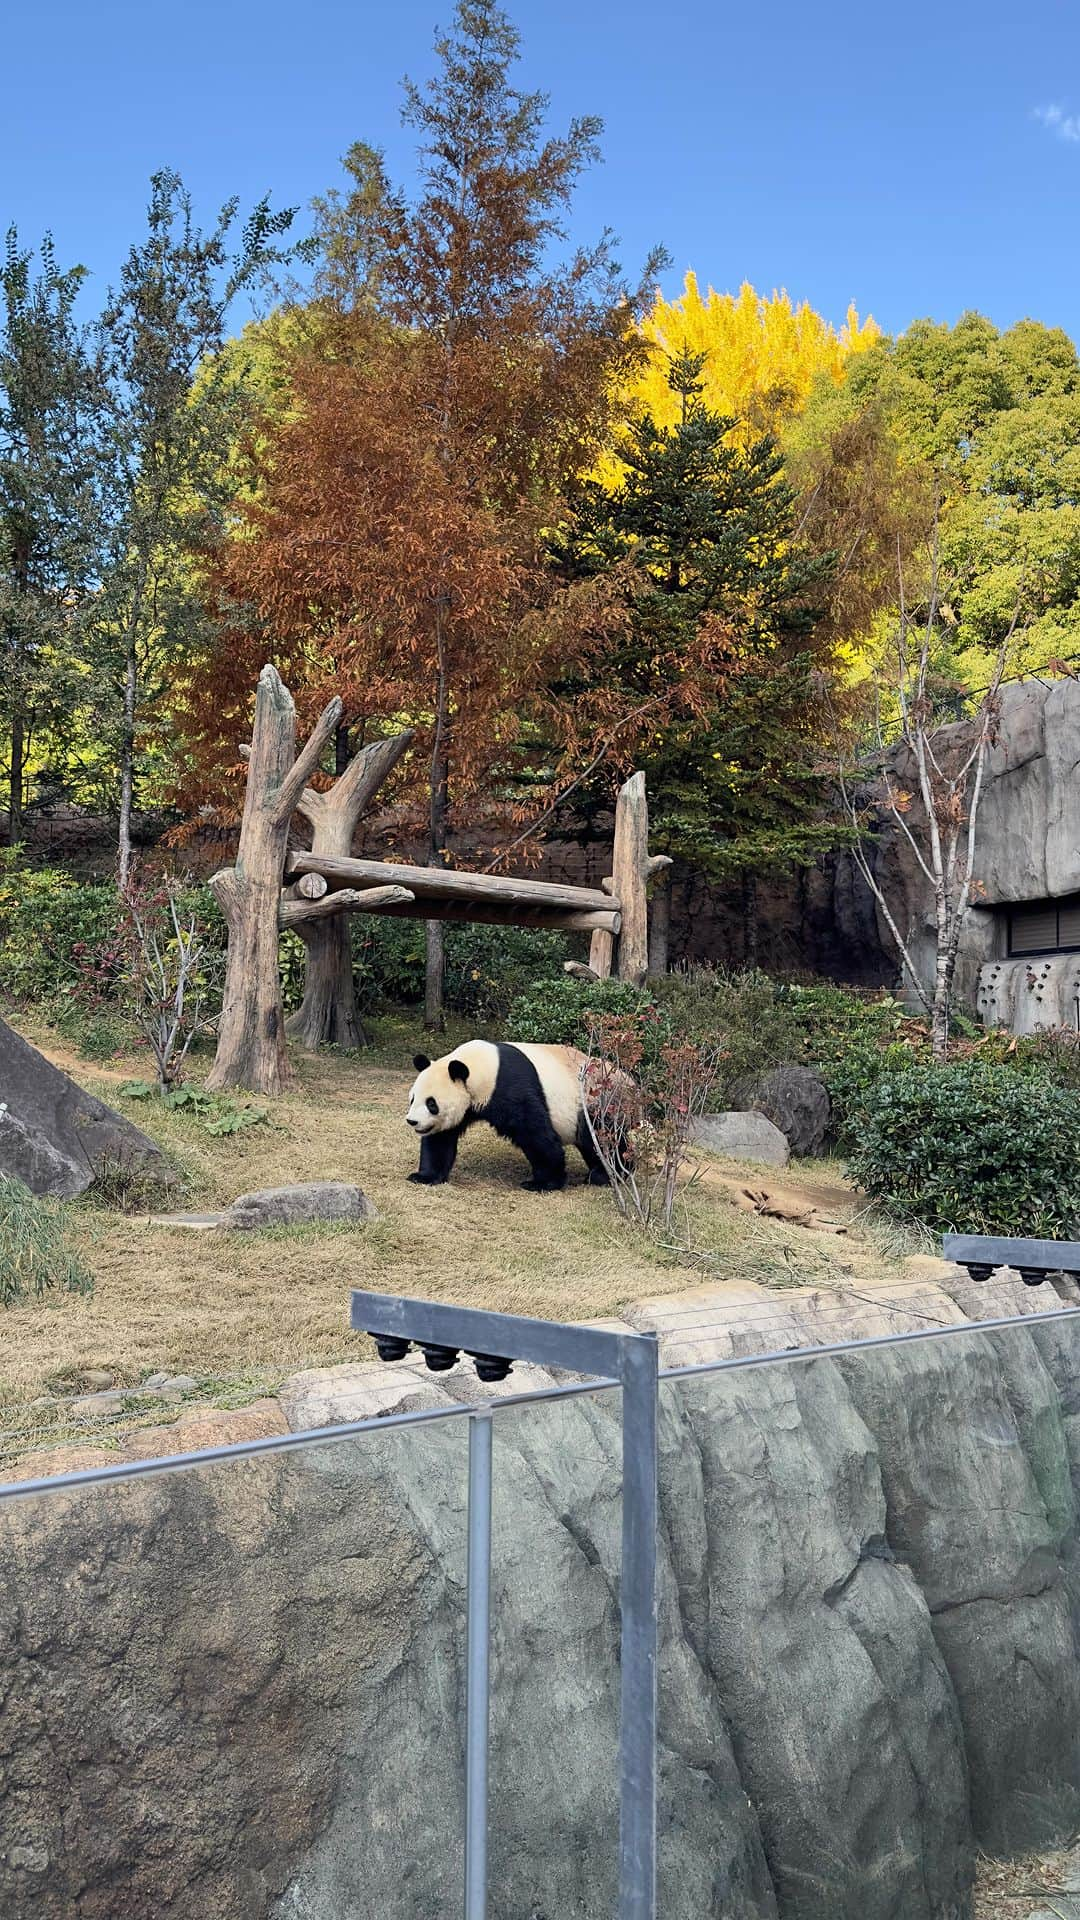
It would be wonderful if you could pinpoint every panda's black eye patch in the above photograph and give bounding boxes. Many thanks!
[426,1096,439,1115]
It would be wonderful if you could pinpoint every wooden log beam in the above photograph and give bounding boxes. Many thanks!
[282,871,329,904]
[279,884,414,930]
[354,897,621,934]
[285,851,616,916]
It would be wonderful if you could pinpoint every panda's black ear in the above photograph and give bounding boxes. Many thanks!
[448,1058,470,1084]
[413,1053,431,1071]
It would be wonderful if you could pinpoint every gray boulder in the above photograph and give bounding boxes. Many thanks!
[0,1016,173,1200]
[690,1110,790,1166]
[731,1063,832,1156]
[225,1182,375,1231]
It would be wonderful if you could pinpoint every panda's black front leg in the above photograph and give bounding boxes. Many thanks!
[409,1127,461,1185]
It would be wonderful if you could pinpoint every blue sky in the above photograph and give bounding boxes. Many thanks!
[4,0,1080,342]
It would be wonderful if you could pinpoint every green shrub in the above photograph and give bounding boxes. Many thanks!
[0,858,229,1060]
[0,1176,94,1305]
[443,925,571,1022]
[654,967,802,1104]
[350,919,571,1023]
[0,856,121,1003]
[777,983,926,1142]
[508,974,667,1056]
[846,1061,1080,1237]
[1013,1027,1080,1095]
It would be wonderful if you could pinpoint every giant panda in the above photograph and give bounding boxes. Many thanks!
[406,1039,622,1191]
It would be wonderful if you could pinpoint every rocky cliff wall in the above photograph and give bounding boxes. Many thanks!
[4,1306,1080,1920]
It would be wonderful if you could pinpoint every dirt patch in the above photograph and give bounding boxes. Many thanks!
[703,1163,857,1226]
[974,1847,1080,1917]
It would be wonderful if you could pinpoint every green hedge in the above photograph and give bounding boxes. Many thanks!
[352,920,571,1023]
[845,1061,1080,1237]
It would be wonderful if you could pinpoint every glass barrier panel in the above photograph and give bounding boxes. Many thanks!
[488,1384,624,1917]
[657,1309,1080,1920]
[0,1413,469,1920]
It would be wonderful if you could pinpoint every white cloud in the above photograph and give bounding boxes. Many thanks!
[1036,103,1080,142]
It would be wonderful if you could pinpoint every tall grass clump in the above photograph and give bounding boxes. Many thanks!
[0,1175,94,1305]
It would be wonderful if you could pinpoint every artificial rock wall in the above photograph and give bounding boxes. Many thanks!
[4,1304,1080,1920]
[870,677,1080,1026]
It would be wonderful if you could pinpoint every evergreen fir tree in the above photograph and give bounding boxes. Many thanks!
[552,348,843,895]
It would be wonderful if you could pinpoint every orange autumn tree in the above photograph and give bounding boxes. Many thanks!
[176,0,671,1027]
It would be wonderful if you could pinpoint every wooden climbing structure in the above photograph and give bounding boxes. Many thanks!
[207,667,670,1094]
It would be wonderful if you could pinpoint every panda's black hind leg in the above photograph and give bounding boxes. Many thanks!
[576,1120,610,1186]
[520,1143,567,1191]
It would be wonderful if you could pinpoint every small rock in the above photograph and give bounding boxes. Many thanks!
[77,1369,116,1392]
[690,1111,790,1167]
[70,1390,127,1423]
[224,1182,375,1232]
[142,1372,171,1390]
[9,1843,49,1874]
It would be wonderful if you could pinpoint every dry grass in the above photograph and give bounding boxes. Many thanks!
[974,1846,1079,1917]
[0,1012,920,1467]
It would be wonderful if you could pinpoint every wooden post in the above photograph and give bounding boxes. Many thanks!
[648,880,670,977]
[207,667,342,1095]
[612,772,650,985]
[286,731,412,1050]
[646,854,673,977]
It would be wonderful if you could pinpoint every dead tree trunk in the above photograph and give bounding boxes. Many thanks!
[287,732,413,1051]
[613,772,650,985]
[207,667,342,1095]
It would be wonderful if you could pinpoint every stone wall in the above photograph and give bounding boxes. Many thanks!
[4,1308,1080,1919]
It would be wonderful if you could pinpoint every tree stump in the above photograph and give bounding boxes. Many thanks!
[285,732,412,1050]
[206,667,343,1095]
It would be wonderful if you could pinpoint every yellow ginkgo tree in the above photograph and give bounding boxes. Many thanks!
[617,271,878,448]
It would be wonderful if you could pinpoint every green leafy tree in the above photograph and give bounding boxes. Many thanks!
[93,170,297,882]
[0,231,103,836]
[799,312,1080,695]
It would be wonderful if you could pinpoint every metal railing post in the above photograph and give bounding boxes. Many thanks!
[465,1409,493,1920]
[348,1291,662,1920]
[618,1333,659,1920]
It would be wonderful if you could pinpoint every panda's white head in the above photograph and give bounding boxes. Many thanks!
[406,1051,473,1136]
